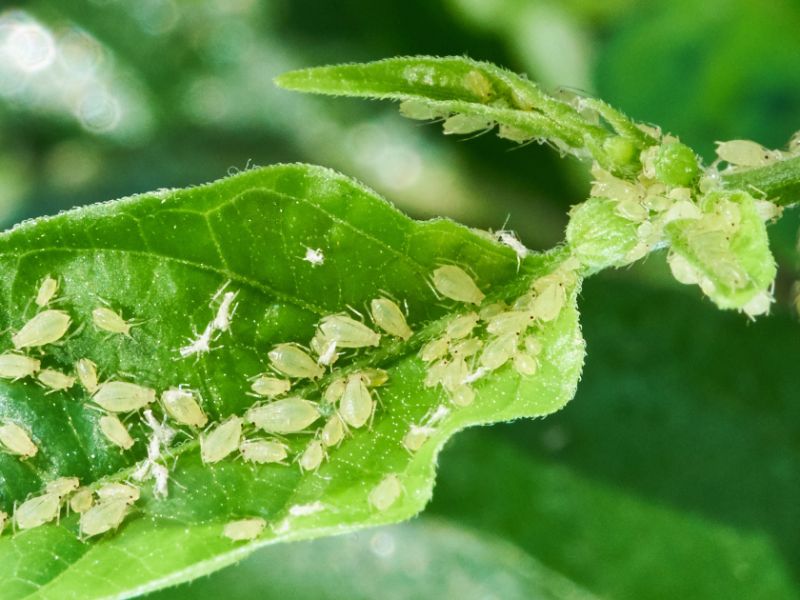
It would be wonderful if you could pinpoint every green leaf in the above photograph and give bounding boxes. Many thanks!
[275,56,619,161]
[0,164,584,600]
[146,517,602,600]
[720,154,800,207]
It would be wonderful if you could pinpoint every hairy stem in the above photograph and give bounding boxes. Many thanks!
[719,155,800,206]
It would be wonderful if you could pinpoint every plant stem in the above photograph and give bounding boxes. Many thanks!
[719,155,800,206]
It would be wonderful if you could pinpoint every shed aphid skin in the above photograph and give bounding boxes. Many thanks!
[37,368,76,392]
[0,353,40,380]
[14,494,60,530]
[223,517,266,541]
[179,323,217,359]
[93,381,156,412]
[496,230,528,263]
[311,333,339,367]
[79,498,133,538]
[201,416,244,464]
[162,387,208,428]
[318,314,381,348]
[12,309,71,349]
[288,501,326,517]
[212,290,239,334]
[446,312,480,339]
[92,307,137,337]
[240,439,288,465]
[250,376,291,398]
[0,423,37,458]
[302,247,325,267]
[76,358,99,393]
[368,474,402,511]
[451,384,476,407]
[370,298,413,340]
[299,439,324,472]
[432,265,486,305]
[45,477,80,498]
[419,337,449,362]
[69,487,94,513]
[143,409,177,448]
[99,414,135,451]
[247,397,321,434]
[339,374,374,429]
[321,414,345,447]
[268,344,325,380]
[35,276,58,308]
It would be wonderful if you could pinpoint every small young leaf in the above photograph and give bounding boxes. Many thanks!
[0,164,584,599]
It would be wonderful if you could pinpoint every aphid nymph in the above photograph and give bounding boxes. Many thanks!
[12,310,71,349]
[223,517,266,541]
[246,397,320,434]
[93,381,156,412]
[368,474,402,511]
[0,423,38,458]
[35,275,58,308]
[370,298,413,340]
[432,266,485,305]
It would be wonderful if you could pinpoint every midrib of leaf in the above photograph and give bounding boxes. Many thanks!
[0,164,584,600]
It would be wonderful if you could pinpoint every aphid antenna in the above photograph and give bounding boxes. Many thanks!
[345,304,366,321]
[372,388,385,409]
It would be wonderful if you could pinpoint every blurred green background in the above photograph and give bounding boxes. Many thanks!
[2,0,799,598]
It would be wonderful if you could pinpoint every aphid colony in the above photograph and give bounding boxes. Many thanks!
[1,255,565,544]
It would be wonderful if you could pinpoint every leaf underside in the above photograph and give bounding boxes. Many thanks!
[0,164,584,600]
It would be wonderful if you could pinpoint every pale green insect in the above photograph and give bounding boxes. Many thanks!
[480,333,518,371]
[201,416,244,464]
[511,292,535,312]
[79,499,131,538]
[250,376,292,398]
[368,474,402,511]
[442,356,468,392]
[498,124,534,144]
[451,383,475,407]
[360,368,389,388]
[339,374,374,429]
[403,425,433,452]
[464,69,492,102]
[310,332,339,367]
[35,275,58,308]
[99,414,135,451]
[76,358,99,393]
[523,335,543,356]
[419,337,449,362]
[663,200,701,223]
[446,312,480,339]
[0,510,7,535]
[223,517,266,541]
[715,140,777,167]
[370,298,413,340]
[513,352,538,377]
[590,165,645,202]
[318,314,381,348]
[240,439,288,465]
[615,200,649,222]
[323,377,347,404]
[0,423,37,458]
[450,338,482,358]
[487,310,535,336]
[268,344,325,380]
[742,290,774,319]
[299,439,325,472]
[432,266,485,305]
[69,487,94,513]
[97,482,140,503]
[92,307,136,336]
[532,283,566,323]
[247,398,320,434]
[443,114,494,135]
[162,387,208,428]
[667,253,703,285]
[479,301,507,322]
[0,353,40,380]
[37,368,75,391]
[321,414,345,447]
[625,242,650,263]
[45,477,79,498]
[93,381,156,412]
[423,359,448,388]
[12,309,71,349]
[399,100,449,121]
[14,493,60,530]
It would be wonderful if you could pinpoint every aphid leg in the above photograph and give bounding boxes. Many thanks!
[345,304,365,321]
[210,280,231,304]
[373,388,385,409]
[367,400,377,431]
